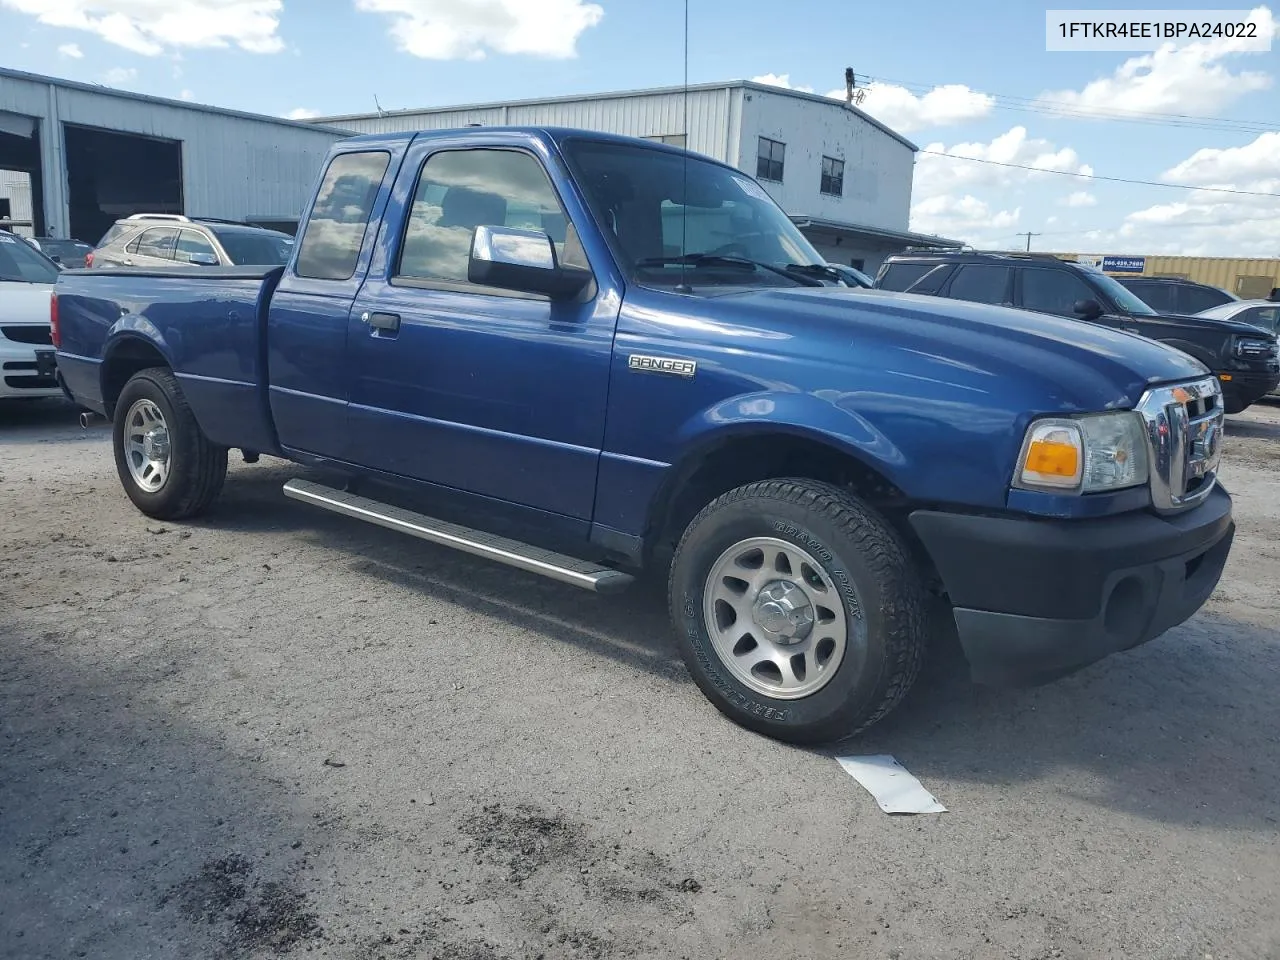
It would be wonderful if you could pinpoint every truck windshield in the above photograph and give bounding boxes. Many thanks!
[0,233,60,283]
[1078,266,1158,316]
[562,138,825,289]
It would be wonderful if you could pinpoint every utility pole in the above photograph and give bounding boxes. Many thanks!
[1016,231,1041,252]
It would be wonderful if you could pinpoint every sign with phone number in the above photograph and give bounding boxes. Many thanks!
[1101,255,1145,273]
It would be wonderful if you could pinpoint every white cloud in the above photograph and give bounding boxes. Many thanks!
[286,107,319,120]
[749,73,992,133]
[910,194,1021,243]
[858,82,994,133]
[908,127,1093,245]
[1107,131,1280,257]
[750,73,814,93]
[914,126,1094,201]
[0,0,285,56]
[103,66,137,85]
[1039,6,1276,117]
[355,0,603,60]
[179,88,193,100]
[1062,190,1097,208]
[58,42,84,58]
[1162,131,1280,187]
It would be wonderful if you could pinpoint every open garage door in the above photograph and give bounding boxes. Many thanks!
[64,123,183,246]
[0,110,44,236]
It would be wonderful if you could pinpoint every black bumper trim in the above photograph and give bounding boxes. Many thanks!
[910,486,1234,685]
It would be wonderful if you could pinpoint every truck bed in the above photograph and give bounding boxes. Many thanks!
[55,266,285,453]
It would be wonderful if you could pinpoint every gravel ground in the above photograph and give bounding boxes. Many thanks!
[2,398,1278,960]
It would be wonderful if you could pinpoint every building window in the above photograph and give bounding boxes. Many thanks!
[756,137,785,182]
[644,134,687,147]
[820,156,844,196]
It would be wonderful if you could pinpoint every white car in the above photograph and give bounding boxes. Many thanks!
[0,230,62,401]
[1196,296,1280,397]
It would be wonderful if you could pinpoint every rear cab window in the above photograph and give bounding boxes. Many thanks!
[295,151,392,280]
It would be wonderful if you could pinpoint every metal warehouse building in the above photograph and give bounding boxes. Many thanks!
[0,67,350,245]
[317,80,955,272]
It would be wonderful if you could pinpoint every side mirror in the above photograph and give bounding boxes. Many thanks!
[50,254,63,264]
[468,225,591,300]
[1073,298,1104,320]
[189,252,218,266]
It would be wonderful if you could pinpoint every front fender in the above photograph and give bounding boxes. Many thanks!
[674,388,911,484]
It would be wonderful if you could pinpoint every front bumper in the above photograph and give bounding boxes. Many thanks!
[909,484,1234,685]
[0,336,62,399]
[1217,369,1280,411]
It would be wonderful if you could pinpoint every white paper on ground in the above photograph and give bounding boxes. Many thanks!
[835,754,947,814]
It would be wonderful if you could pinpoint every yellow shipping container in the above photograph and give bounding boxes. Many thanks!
[1053,253,1280,299]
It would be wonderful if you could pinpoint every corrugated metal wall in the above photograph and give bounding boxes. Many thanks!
[1061,252,1280,298]
[1,71,350,237]
[332,88,735,163]
[0,169,33,233]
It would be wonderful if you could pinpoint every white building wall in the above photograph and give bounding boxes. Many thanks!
[330,87,739,164]
[0,71,350,237]
[736,88,915,233]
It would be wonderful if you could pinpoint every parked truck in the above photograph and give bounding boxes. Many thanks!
[52,128,1234,743]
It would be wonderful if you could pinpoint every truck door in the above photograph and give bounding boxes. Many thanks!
[346,137,621,521]
[266,144,406,460]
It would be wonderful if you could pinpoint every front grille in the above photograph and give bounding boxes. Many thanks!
[1136,376,1224,514]
[1,325,52,346]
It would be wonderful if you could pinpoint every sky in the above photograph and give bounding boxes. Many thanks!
[1,0,1278,257]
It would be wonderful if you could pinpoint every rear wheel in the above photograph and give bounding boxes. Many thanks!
[669,479,928,744]
[112,367,227,520]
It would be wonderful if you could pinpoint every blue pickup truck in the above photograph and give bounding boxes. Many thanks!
[52,128,1234,743]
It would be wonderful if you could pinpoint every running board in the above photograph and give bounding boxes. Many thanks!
[282,479,635,594]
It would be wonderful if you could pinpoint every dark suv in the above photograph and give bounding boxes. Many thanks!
[875,251,1280,413]
[1116,276,1237,315]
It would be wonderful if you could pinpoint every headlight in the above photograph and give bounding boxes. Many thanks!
[1233,336,1276,359]
[1014,412,1149,494]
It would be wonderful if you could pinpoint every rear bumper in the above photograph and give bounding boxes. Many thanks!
[909,485,1234,685]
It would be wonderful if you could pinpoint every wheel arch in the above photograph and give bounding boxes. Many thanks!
[645,421,928,570]
[100,331,172,418]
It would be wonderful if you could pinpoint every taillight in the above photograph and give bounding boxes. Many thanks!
[50,292,60,348]
[84,250,94,268]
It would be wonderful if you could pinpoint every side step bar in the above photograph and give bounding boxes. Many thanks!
[282,479,635,594]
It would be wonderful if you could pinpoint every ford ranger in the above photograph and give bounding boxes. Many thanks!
[52,128,1235,743]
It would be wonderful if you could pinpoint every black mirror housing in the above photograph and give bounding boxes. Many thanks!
[1073,298,1104,319]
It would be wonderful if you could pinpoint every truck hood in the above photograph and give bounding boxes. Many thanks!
[705,286,1208,410]
[0,281,55,325]
[1135,309,1275,337]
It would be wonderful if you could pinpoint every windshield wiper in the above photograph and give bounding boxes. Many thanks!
[636,254,825,287]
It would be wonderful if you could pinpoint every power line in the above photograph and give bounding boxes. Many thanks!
[1015,231,1041,251]
[919,150,1280,198]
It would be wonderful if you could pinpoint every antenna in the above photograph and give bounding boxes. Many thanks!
[374,94,386,117]
[675,0,692,294]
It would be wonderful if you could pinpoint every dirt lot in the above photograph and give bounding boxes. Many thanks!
[2,399,1278,960]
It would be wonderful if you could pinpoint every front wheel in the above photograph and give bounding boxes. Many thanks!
[668,479,928,744]
[112,367,227,520]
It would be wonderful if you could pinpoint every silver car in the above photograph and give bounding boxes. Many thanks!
[1197,296,1280,396]
[90,214,294,269]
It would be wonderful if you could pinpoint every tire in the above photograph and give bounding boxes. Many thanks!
[668,479,927,744]
[112,367,227,520]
